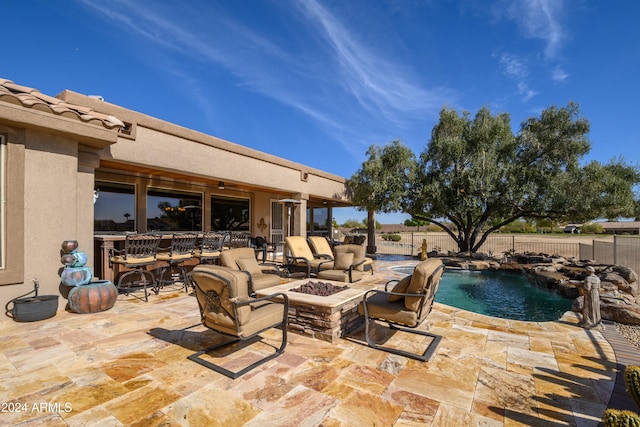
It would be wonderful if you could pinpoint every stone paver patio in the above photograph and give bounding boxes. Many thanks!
[0,258,629,426]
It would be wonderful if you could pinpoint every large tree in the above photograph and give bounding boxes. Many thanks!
[406,102,639,252]
[347,140,415,253]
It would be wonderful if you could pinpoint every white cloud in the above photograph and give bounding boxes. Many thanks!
[499,53,537,101]
[551,66,569,82]
[501,0,566,59]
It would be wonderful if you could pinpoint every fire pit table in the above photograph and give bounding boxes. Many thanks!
[256,279,376,343]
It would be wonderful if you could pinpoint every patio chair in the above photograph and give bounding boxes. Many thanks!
[219,247,281,294]
[357,258,445,361]
[308,235,335,261]
[109,233,162,302]
[187,265,289,379]
[317,244,367,283]
[336,235,373,274]
[156,232,198,293]
[194,231,227,264]
[284,236,334,278]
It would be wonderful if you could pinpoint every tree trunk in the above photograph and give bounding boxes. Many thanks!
[366,210,376,255]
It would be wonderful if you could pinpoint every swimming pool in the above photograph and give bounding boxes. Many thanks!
[392,266,573,322]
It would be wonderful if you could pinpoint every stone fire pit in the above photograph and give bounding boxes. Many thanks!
[256,279,376,343]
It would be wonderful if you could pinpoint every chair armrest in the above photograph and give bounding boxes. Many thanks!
[384,279,400,291]
[313,254,334,261]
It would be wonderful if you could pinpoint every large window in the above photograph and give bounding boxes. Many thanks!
[308,206,330,236]
[94,182,136,233]
[147,188,202,232]
[211,196,249,231]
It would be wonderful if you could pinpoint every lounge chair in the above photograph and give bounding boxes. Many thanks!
[357,258,445,361]
[219,247,281,293]
[284,236,333,277]
[187,265,288,379]
[308,235,335,261]
[317,244,367,283]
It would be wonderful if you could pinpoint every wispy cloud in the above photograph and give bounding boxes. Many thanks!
[500,0,566,59]
[78,0,450,158]
[498,53,538,101]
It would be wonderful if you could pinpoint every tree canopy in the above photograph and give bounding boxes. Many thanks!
[348,102,640,253]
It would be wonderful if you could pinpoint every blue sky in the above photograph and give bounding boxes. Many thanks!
[3,0,639,225]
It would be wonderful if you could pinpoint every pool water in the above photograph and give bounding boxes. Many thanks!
[393,266,573,322]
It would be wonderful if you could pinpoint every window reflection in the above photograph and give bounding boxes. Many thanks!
[308,207,329,236]
[211,196,249,231]
[94,182,135,232]
[147,189,202,231]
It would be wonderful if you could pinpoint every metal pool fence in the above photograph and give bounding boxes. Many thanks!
[370,232,640,274]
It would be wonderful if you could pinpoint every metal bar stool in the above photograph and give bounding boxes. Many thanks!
[193,232,227,264]
[156,232,198,293]
[109,233,162,302]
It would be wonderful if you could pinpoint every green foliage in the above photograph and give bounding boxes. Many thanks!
[625,366,640,409]
[404,218,430,230]
[348,140,416,213]
[603,409,640,427]
[580,223,605,234]
[500,220,537,234]
[381,233,402,241]
[404,102,640,253]
[341,219,364,229]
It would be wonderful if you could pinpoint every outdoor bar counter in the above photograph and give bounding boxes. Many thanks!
[94,234,196,282]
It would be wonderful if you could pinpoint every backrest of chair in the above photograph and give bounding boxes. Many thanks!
[308,236,333,257]
[219,247,256,270]
[333,244,366,270]
[228,232,251,248]
[285,236,314,260]
[169,232,198,256]
[405,259,445,315]
[124,233,162,260]
[189,265,252,328]
[200,232,226,252]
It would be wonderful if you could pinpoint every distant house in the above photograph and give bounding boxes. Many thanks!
[595,221,640,235]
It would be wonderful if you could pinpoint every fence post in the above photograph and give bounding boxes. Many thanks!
[512,235,515,252]
[614,235,618,265]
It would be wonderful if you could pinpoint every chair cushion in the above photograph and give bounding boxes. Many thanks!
[334,252,354,270]
[286,236,315,260]
[110,255,156,266]
[358,292,418,327]
[317,269,363,283]
[237,257,263,276]
[388,275,411,302]
[156,252,192,262]
[251,273,281,291]
[334,244,365,271]
[220,247,256,270]
[405,259,443,311]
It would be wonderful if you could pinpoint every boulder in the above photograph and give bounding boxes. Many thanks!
[614,265,638,284]
[468,260,491,271]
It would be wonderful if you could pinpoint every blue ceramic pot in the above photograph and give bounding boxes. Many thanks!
[60,266,92,287]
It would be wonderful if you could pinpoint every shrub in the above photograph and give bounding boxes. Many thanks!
[381,233,402,241]
[580,223,605,234]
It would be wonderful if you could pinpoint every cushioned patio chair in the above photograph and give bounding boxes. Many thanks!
[284,236,333,278]
[357,258,445,361]
[187,265,288,379]
[219,247,281,294]
[109,233,162,302]
[317,244,367,283]
[333,235,373,274]
[308,235,335,261]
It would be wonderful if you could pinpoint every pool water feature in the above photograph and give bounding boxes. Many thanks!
[393,266,573,322]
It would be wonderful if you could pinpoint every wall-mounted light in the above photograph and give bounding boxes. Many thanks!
[218,181,225,190]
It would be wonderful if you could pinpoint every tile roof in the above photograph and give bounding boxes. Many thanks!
[0,78,124,129]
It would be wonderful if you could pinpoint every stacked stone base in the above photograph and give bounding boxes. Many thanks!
[286,297,364,343]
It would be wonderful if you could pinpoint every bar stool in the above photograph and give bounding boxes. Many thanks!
[193,232,227,264]
[109,233,162,302]
[156,232,198,293]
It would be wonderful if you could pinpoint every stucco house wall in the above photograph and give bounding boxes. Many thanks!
[0,78,351,313]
